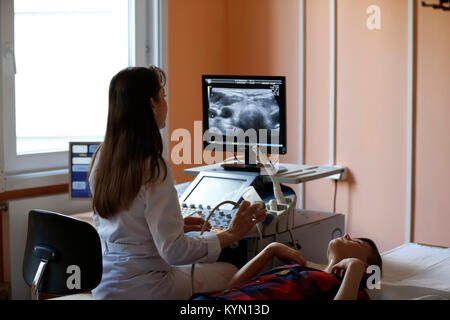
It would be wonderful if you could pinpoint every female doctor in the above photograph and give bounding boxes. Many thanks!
[88,66,267,300]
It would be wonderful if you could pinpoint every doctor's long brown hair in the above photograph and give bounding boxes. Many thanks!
[89,66,167,218]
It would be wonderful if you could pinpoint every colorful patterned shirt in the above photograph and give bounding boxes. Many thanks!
[191,264,370,300]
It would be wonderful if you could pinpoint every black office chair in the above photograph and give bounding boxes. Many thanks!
[23,209,102,300]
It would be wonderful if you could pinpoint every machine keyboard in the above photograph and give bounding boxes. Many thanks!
[181,207,197,217]
[180,204,234,233]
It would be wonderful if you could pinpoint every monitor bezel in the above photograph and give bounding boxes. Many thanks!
[202,74,287,155]
[179,171,256,208]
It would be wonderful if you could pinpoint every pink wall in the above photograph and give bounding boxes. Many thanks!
[168,0,228,183]
[167,0,450,251]
[303,0,333,212]
[168,0,299,183]
[337,0,408,252]
[414,2,450,247]
[226,0,300,166]
[304,0,409,252]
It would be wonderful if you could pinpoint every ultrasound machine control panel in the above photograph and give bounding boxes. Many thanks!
[179,172,254,232]
[179,171,295,233]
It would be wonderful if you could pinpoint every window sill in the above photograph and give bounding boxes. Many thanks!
[4,168,69,192]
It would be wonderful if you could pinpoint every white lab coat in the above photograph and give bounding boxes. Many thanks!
[89,155,238,300]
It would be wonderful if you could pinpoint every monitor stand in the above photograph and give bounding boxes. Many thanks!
[220,147,264,172]
[221,147,288,173]
[221,162,263,172]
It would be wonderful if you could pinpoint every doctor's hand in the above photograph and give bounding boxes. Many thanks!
[184,216,211,233]
[217,201,267,248]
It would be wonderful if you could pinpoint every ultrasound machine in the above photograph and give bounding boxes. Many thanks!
[69,74,345,267]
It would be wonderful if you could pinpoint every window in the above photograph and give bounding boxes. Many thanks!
[0,0,163,176]
[14,0,129,155]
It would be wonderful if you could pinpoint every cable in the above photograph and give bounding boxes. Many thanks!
[333,179,338,213]
[254,145,297,252]
[255,146,296,252]
[287,204,297,251]
[190,200,240,296]
[253,145,286,204]
[254,223,263,257]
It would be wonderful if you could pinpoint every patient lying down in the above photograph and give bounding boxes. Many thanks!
[192,234,382,300]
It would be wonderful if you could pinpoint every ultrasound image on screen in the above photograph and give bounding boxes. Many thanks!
[207,88,280,136]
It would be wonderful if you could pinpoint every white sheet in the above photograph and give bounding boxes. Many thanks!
[366,243,450,300]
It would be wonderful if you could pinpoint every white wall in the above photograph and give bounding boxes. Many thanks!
[5,193,91,299]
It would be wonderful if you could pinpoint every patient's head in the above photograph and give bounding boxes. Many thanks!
[327,234,382,274]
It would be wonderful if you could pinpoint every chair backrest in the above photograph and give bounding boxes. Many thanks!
[23,210,102,296]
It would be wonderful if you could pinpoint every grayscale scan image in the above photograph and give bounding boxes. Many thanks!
[208,88,280,135]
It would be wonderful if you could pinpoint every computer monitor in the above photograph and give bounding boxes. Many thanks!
[179,171,255,211]
[202,75,286,170]
[69,142,101,198]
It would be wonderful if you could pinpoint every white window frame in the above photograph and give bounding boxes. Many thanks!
[0,0,167,190]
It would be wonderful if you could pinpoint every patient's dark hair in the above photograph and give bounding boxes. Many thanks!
[357,238,383,289]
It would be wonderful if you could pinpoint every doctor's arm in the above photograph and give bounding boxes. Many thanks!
[183,216,211,233]
[144,179,266,265]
